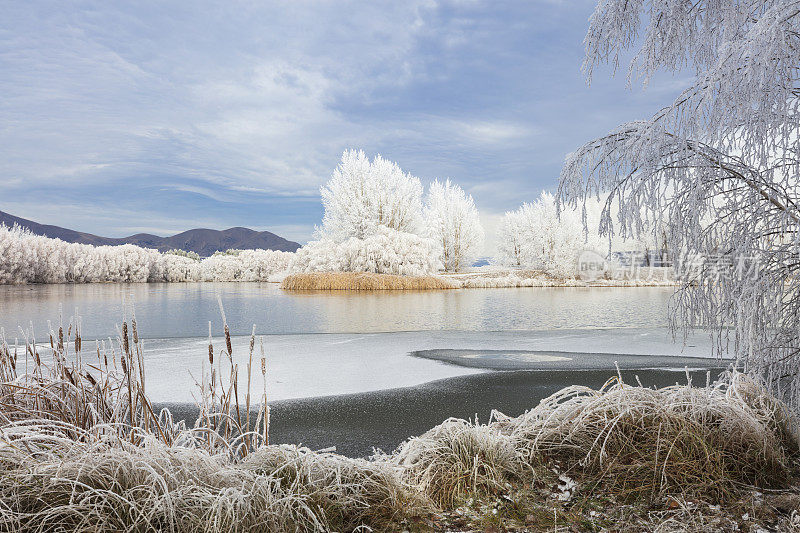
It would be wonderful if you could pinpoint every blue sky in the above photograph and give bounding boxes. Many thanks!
[0,1,689,251]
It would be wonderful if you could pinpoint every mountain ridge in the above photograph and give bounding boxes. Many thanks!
[0,210,301,257]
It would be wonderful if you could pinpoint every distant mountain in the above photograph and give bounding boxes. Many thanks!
[0,210,301,257]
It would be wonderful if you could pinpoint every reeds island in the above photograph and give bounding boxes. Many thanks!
[281,271,459,291]
[1,311,800,531]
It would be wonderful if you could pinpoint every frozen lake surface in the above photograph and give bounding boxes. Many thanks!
[143,328,720,403]
[0,283,724,404]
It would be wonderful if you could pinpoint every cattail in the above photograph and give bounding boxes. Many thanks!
[225,324,232,358]
[121,355,128,375]
[132,318,139,344]
[121,322,130,356]
[208,322,214,365]
[85,371,97,387]
[58,327,64,352]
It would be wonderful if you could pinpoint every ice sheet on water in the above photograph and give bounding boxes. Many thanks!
[141,328,718,403]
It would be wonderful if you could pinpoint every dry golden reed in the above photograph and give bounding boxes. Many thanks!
[281,271,459,290]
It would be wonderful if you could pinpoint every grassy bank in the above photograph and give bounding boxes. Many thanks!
[1,313,799,531]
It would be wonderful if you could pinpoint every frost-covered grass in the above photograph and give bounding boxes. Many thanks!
[1,309,799,530]
[281,271,458,291]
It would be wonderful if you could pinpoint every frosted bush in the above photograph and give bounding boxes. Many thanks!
[163,253,202,282]
[236,249,293,280]
[290,226,440,277]
[199,250,293,281]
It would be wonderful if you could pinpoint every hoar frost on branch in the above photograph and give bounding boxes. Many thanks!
[560,1,800,405]
[424,179,484,272]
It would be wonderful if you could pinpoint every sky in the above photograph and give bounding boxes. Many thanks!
[0,0,690,253]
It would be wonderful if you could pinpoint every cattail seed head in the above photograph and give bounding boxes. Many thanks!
[122,322,129,355]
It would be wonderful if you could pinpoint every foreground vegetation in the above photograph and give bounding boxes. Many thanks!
[0,311,798,531]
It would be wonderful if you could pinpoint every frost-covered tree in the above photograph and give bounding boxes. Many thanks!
[496,209,526,267]
[494,193,606,277]
[319,150,424,241]
[559,1,800,404]
[294,150,440,276]
[424,179,484,271]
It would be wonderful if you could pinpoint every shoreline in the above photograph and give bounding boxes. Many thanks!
[157,365,728,458]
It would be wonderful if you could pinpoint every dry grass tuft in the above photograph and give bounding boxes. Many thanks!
[0,428,341,531]
[393,417,525,507]
[281,271,458,290]
[502,374,799,501]
[243,445,426,531]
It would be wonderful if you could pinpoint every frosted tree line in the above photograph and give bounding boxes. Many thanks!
[0,225,293,284]
[0,146,664,284]
[0,145,669,284]
[560,1,800,405]
[495,192,665,278]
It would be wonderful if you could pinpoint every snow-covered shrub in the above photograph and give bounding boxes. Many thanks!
[319,150,424,241]
[236,249,294,280]
[162,253,202,282]
[199,249,293,281]
[290,226,440,277]
[494,193,606,278]
[424,179,484,272]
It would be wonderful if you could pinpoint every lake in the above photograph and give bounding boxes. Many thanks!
[0,282,673,339]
